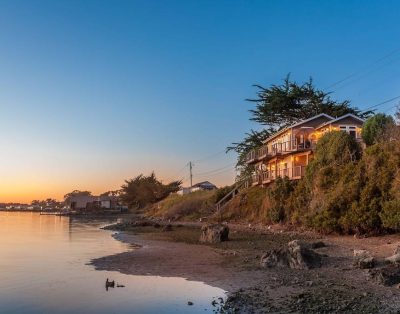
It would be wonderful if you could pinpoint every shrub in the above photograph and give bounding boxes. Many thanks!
[310,131,361,168]
[212,185,234,204]
[148,190,214,220]
[267,177,294,223]
[381,200,400,230]
[218,186,268,222]
[120,172,181,209]
[361,113,395,146]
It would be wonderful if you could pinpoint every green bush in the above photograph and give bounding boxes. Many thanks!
[212,185,234,204]
[361,113,395,146]
[381,200,400,230]
[295,132,362,232]
[267,177,294,223]
[310,131,361,168]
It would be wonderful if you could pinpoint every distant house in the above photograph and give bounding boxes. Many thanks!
[177,181,217,195]
[68,195,119,210]
[99,195,119,209]
[69,195,97,210]
[191,181,217,191]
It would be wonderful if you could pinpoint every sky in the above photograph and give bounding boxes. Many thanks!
[0,0,399,203]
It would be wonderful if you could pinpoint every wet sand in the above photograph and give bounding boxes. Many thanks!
[91,223,400,313]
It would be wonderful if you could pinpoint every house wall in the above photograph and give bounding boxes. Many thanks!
[266,130,292,152]
[69,195,97,209]
[266,116,333,143]
[101,200,111,209]
[251,114,364,186]
[253,151,311,185]
[317,117,364,140]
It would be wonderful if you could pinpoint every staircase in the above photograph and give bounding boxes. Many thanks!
[215,178,250,212]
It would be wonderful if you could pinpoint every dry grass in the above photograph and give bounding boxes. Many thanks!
[218,187,269,223]
[146,190,215,220]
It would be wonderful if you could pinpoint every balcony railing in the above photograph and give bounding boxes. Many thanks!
[271,140,316,154]
[252,166,307,185]
[246,145,270,163]
[246,150,257,162]
[246,140,317,164]
[257,145,269,159]
[251,173,261,185]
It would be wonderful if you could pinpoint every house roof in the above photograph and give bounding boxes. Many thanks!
[262,113,335,144]
[192,181,217,188]
[315,113,365,130]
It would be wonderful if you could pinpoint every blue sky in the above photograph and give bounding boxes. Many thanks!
[0,0,399,202]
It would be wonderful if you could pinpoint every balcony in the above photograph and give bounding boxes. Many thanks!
[257,145,269,159]
[246,145,269,164]
[271,140,316,155]
[251,173,261,186]
[246,139,317,165]
[252,166,306,185]
[246,150,257,163]
[261,170,276,183]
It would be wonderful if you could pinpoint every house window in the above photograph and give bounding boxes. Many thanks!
[339,125,357,139]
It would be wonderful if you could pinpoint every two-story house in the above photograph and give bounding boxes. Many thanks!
[246,113,364,186]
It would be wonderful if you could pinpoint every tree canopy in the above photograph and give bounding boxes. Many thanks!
[228,75,373,169]
[119,172,181,209]
[64,190,92,203]
[361,113,395,146]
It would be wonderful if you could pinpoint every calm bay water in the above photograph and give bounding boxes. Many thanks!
[0,212,225,313]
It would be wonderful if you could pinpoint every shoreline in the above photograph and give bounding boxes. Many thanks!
[92,221,400,313]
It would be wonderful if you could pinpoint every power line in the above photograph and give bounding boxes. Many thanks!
[194,163,236,176]
[195,167,236,178]
[331,57,400,92]
[362,95,400,113]
[193,150,227,163]
[325,47,400,90]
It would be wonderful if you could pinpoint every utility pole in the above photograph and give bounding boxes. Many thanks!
[189,161,193,187]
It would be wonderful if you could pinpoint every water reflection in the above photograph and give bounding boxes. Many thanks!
[0,212,225,313]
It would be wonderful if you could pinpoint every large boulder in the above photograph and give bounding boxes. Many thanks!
[199,224,229,243]
[369,265,400,286]
[260,240,322,270]
[260,248,288,268]
[353,249,375,269]
[385,253,400,264]
[287,240,322,269]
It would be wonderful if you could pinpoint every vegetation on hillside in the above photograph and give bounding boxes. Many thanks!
[146,184,245,221]
[222,113,400,234]
[218,186,268,223]
[361,113,395,145]
[147,190,215,220]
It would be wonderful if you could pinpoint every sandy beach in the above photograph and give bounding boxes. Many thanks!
[90,222,400,313]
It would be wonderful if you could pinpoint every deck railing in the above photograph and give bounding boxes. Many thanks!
[251,173,261,185]
[257,145,269,159]
[246,140,316,164]
[246,150,257,162]
[215,178,250,211]
[271,140,316,154]
[246,145,269,163]
[252,166,307,185]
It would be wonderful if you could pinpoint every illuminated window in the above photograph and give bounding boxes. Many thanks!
[339,125,357,139]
